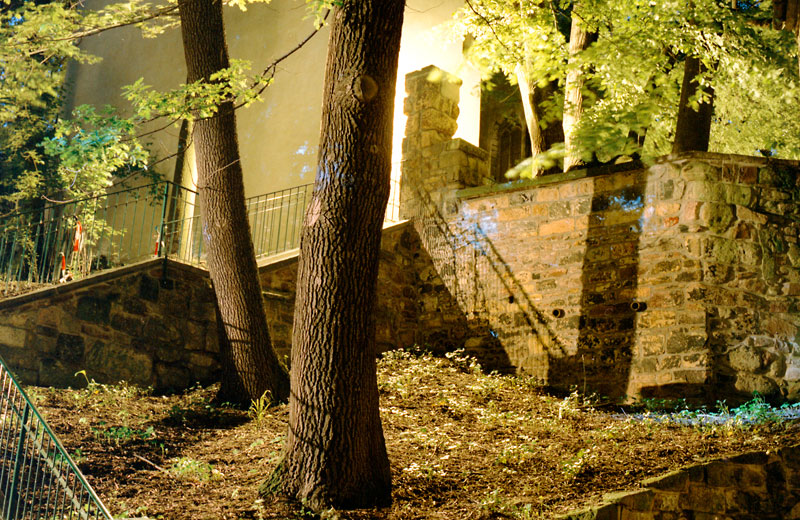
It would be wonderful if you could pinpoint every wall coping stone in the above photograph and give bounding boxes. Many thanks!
[0,258,208,311]
[455,151,800,201]
[456,160,644,200]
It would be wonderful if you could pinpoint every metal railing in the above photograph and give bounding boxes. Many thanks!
[0,182,316,296]
[0,182,200,296]
[0,175,411,296]
[0,355,112,520]
[247,184,313,257]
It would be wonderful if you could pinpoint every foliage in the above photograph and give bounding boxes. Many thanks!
[450,0,800,173]
[248,390,272,428]
[0,0,318,213]
[0,0,179,212]
[170,457,222,481]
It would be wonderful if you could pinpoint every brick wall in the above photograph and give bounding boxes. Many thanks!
[558,445,800,520]
[401,66,800,403]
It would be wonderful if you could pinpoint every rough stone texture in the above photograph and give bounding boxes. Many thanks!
[0,260,219,391]
[401,66,800,403]
[257,222,503,369]
[557,445,800,520]
[0,222,468,391]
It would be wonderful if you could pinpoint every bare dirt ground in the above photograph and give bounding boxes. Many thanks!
[29,349,800,520]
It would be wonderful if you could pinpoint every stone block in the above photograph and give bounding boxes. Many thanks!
[0,325,26,348]
[110,313,145,337]
[735,373,779,396]
[726,184,754,206]
[540,218,575,235]
[189,352,216,369]
[38,358,79,388]
[739,166,758,184]
[728,347,764,372]
[679,484,728,513]
[698,203,734,233]
[155,363,191,392]
[736,205,768,226]
[86,340,153,386]
[687,180,726,202]
[139,275,159,302]
[682,161,719,181]
[56,333,84,364]
[651,490,681,512]
[536,186,560,202]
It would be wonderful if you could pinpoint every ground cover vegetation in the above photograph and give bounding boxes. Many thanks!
[30,349,800,520]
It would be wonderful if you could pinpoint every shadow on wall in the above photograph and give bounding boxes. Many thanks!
[408,187,514,371]
[547,178,644,400]
[408,183,569,375]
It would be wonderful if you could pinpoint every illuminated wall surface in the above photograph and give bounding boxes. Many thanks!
[65,0,480,198]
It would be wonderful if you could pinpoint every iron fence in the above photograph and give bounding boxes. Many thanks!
[0,182,200,296]
[247,184,313,257]
[0,176,414,296]
[0,182,318,297]
[0,355,112,520]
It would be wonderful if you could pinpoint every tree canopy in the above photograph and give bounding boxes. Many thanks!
[451,0,800,176]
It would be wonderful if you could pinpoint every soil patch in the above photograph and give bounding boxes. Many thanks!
[30,349,800,519]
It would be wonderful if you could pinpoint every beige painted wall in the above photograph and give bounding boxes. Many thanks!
[66,0,479,198]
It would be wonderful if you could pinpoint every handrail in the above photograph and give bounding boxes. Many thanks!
[0,355,112,519]
[0,182,315,297]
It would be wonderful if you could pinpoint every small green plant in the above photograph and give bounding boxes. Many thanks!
[479,489,538,519]
[170,457,221,481]
[91,423,156,446]
[248,390,272,428]
[445,348,482,373]
[561,447,596,479]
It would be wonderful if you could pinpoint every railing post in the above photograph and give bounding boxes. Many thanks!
[157,183,169,259]
[6,405,29,520]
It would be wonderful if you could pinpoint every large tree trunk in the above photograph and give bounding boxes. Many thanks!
[562,11,594,171]
[177,0,289,406]
[271,0,403,511]
[672,55,715,154]
[515,69,563,176]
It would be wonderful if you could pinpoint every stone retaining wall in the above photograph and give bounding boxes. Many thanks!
[559,445,800,520]
[401,66,800,403]
[0,260,219,391]
[0,222,474,391]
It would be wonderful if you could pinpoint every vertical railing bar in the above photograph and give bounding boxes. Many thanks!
[1,387,20,509]
[24,425,43,518]
[39,213,54,285]
[5,395,28,520]
[43,436,56,518]
[18,418,36,517]
[157,183,169,259]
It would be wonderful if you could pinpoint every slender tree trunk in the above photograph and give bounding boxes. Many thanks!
[672,55,715,154]
[515,69,563,176]
[563,11,594,171]
[270,0,403,511]
[177,0,289,405]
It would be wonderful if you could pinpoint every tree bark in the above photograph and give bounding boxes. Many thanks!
[515,69,563,176]
[272,0,403,511]
[562,12,595,171]
[177,0,289,406]
[672,55,715,154]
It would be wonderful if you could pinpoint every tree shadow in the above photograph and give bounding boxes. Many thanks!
[407,184,566,375]
[547,176,645,400]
